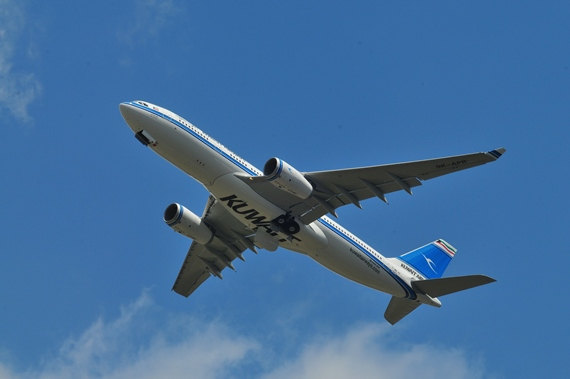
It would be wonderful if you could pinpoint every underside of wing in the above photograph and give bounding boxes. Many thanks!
[239,148,505,224]
[172,196,257,297]
[384,296,422,325]
[172,242,214,297]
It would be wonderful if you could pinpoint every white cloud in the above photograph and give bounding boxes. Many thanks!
[119,0,180,48]
[0,0,41,123]
[25,292,258,379]
[261,324,487,379]
[0,293,492,379]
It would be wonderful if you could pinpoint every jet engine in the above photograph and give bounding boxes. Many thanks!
[263,157,313,199]
[163,203,213,245]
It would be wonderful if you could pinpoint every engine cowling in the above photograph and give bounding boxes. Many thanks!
[163,203,213,245]
[263,157,313,199]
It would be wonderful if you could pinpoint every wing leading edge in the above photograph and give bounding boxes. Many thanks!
[239,148,505,224]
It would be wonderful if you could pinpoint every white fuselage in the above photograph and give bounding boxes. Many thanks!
[120,101,422,300]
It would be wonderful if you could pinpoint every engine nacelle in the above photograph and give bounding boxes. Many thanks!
[163,203,213,245]
[263,157,313,199]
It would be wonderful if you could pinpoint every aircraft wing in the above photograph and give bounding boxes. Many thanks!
[172,196,256,297]
[240,148,505,224]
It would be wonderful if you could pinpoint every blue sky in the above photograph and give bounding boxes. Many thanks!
[1,1,568,378]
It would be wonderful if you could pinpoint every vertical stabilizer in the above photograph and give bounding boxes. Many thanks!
[398,239,457,279]
[386,240,496,324]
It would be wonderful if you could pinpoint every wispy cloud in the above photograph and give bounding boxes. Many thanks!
[0,292,492,379]
[261,324,488,379]
[0,0,41,124]
[21,292,258,379]
[119,0,181,48]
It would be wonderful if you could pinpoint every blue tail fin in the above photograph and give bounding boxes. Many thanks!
[398,239,457,279]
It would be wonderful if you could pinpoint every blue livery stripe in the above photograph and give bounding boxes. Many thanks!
[130,102,259,177]
[318,219,416,299]
[488,149,502,159]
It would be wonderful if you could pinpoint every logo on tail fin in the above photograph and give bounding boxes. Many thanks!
[398,240,455,279]
[422,253,437,273]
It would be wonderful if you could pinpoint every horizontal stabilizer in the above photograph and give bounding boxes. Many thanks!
[384,296,421,325]
[412,274,496,297]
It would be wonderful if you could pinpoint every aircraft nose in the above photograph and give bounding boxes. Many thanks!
[119,102,134,121]
[119,102,141,132]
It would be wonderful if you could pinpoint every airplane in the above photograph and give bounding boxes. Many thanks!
[119,100,505,324]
